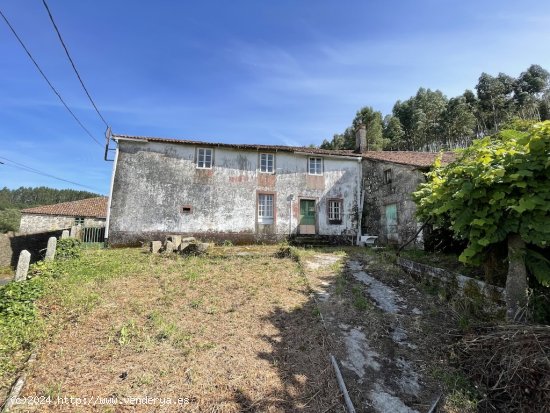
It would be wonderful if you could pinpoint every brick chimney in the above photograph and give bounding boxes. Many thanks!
[355,123,367,153]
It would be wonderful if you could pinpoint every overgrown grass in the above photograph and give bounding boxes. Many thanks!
[399,249,484,279]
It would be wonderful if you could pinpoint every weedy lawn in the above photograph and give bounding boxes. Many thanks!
[1,247,339,412]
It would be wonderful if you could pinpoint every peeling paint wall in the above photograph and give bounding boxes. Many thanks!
[108,141,361,245]
[361,159,425,247]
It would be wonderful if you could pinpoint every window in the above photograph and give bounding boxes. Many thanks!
[259,153,275,173]
[384,169,393,184]
[328,199,343,223]
[74,217,85,225]
[197,148,213,169]
[308,157,322,175]
[258,194,274,224]
[181,205,192,214]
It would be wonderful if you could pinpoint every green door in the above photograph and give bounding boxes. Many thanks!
[299,199,316,234]
[385,203,398,242]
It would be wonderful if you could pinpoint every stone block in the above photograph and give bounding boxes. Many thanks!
[181,237,196,243]
[15,250,31,282]
[167,235,182,250]
[165,240,175,253]
[45,237,57,261]
[150,241,162,254]
[61,230,69,239]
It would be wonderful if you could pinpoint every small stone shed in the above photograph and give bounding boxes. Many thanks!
[19,197,108,234]
[361,151,456,246]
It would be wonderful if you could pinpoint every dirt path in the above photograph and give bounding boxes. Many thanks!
[302,249,456,413]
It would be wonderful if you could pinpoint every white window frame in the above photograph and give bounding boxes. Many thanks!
[196,148,213,169]
[308,157,323,175]
[259,153,275,173]
[328,199,342,222]
[258,193,274,224]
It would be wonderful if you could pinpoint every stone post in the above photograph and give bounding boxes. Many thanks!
[61,230,69,239]
[15,250,31,282]
[45,237,57,261]
[150,241,162,254]
[70,226,77,238]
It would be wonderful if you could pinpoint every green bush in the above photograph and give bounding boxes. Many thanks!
[56,238,82,260]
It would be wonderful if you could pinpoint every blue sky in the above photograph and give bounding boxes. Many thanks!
[1,0,550,195]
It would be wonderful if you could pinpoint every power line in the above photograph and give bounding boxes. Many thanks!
[0,156,100,192]
[0,8,102,147]
[41,0,109,128]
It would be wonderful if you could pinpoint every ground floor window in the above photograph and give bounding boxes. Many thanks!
[74,217,85,225]
[328,199,343,223]
[258,194,274,224]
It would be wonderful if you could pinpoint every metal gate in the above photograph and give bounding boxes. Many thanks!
[80,226,105,248]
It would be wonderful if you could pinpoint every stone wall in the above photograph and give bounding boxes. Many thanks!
[108,141,362,246]
[361,159,426,247]
[0,229,65,267]
[19,214,105,234]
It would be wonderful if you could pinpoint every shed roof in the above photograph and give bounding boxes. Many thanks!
[21,197,108,218]
[361,151,457,168]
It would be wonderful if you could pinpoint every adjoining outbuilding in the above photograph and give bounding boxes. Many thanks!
[19,197,108,234]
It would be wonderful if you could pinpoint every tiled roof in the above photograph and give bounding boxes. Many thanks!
[114,135,361,158]
[21,197,108,218]
[114,134,457,167]
[361,151,457,168]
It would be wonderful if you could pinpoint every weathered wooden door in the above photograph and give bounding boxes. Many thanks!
[385,203,398,243]
[299,199,316,235]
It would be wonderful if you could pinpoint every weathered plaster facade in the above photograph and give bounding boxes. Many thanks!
[361,159,426,247]
[107,139,362,246]
[19,214,105,234]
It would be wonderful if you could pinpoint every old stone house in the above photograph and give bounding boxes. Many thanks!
[106,136,363,246]
[19,197,108,234]
[105,128,454,247]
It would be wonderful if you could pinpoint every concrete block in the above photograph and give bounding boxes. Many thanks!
[196,243,210,254]
[15,250,31,282]
[150,241,162,254]
[61,230,69,239]
[181,237,196,243]
[45,237,57,261]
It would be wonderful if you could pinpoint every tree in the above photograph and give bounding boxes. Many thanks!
[383,115,405,150]
[475,72,515,133]
[414,121,550,322]
[441,96,477,149]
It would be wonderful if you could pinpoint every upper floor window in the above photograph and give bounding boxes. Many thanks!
[308,157,322,175]
[197,148,213,169]
[384,169,393,184]
[259,153,274,173]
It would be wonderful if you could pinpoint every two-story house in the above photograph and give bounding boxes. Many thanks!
[106,135,363,246]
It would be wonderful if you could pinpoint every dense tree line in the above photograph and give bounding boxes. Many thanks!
[0,186,99,210]
[321,64,550,151]
[0,187,100,232]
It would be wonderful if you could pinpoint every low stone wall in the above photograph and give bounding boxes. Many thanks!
[396,256,505,301]
[0,229,66,267]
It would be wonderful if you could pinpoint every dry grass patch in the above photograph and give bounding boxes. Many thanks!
[9,248,339,412]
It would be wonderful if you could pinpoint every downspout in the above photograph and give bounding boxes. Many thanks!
[104,142,119,242]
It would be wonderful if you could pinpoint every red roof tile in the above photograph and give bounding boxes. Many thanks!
[361,151,457,168]
[114,134,457,167]
[114,135,361,158]
[21,197,108,218]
